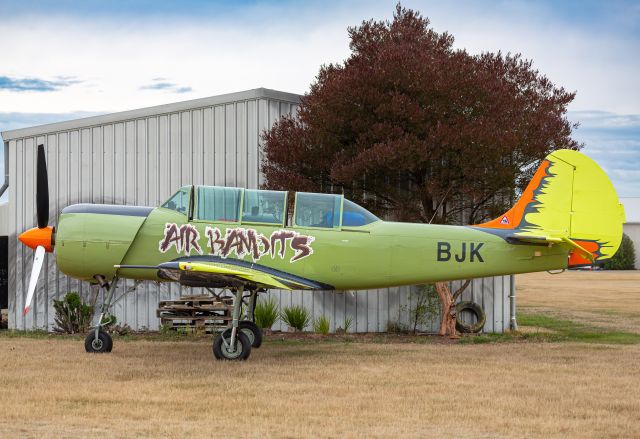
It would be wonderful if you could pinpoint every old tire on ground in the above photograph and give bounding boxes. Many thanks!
[237,321,263,348]
[84,330,112,353]
[213,330,252,361]
[455,301,486,334]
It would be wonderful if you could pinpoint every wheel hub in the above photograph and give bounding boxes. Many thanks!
[222,338,243,359]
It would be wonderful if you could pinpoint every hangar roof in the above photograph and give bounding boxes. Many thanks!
[621,197,640,224]
[1,87,301,142]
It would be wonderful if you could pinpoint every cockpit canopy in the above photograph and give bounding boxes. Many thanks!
[161,186,379,228]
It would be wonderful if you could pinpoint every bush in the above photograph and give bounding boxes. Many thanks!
[603,233,636,270]
[336,316,353,334]
[387,321,408,334]
[313,315,331,334]
[281,305,311,331]
[53,292,94,334]
[255,296,280,329]
[344,316,353,333]
[401,284,441,334]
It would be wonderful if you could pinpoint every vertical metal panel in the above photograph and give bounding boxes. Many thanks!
[246,101,258,189]
[225,104,236,186]
[6,93,511,334]
[214,106,225,186]
[191,110,203,187]
[92,127,103,203]
[180,112,191,187]
[103,125,114,203]
[203,108,214,186]
[236,102,248,188]
[7,140,17,325]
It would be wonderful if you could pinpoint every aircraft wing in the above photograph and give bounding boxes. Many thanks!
[116,257,330,290]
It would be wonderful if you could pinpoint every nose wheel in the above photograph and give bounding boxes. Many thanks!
[84,330,112,353]
[85,276,119,354]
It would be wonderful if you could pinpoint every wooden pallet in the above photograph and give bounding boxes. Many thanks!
[157,295,233,332]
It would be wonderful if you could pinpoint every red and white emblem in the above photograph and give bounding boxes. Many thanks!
[500,216,510,225]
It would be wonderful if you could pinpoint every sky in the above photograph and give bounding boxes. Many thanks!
[0,0,638,200]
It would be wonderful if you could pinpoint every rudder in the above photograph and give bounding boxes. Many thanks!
[477,149,625,267]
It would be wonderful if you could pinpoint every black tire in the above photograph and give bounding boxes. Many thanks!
[84,330,112,353]
[455,301,486,334]
[237,321,263,348]
[213,330,252,361]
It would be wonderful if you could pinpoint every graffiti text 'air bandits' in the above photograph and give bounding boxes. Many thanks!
[18,145,625,360]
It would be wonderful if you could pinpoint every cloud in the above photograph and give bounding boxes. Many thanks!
[0,1,637,114]
[570,111,640,197]
[140,79,192,94]
[0,75,81,92]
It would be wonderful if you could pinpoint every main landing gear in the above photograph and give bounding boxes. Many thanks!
[84,277,263,361]
[212,288,263,361]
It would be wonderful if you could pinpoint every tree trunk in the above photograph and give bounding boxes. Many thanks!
[435,282,457,338]
[435,279,472,338]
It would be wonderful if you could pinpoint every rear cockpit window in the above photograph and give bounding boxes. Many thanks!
[294,193,342,228]
[196,186,242,222]
[161,186,190,215]
[242,189,286,225]
[342,199,379,226]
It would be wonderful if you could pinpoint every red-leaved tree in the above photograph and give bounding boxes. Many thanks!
[262,4,580,336]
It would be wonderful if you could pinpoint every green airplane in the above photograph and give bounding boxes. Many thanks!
[19,145,625,360]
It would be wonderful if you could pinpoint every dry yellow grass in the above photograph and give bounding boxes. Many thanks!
[517,270,640,332]
[1,337,639,439]
[1,270,639,438]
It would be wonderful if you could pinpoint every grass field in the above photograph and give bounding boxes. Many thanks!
[1,270,639,438]
[518,270,640,333]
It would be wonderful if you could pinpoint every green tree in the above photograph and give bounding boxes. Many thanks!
[603,233,636,270]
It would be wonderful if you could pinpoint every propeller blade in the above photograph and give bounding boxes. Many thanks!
[24,245,46,316]
[36,144,49,228]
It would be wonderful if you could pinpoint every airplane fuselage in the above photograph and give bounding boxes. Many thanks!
[55,204,568,290]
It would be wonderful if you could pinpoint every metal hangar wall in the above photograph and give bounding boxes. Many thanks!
[0,88,512,333]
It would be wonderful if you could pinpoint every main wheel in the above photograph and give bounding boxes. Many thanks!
[213,330,252,361]
[84,330,113,353]
[238,321,263,348]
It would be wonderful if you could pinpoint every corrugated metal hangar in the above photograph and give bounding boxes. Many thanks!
[0,88,512,333]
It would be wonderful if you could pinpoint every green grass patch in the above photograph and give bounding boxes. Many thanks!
[0,329,83,340]
[460,313,640,345]
[519,313,640,344]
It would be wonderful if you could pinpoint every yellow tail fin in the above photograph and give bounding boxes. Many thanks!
[477,149,625,266]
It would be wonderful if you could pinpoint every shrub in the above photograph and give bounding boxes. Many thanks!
[281,305,311,331]
[344,316,353,333]
[336,316,354,334]
[401,284,441,334]
[53,292,94,334]
[313,315,331,334]
[255,296,280,329]
[603,233,636,270]
[387,321,409,334]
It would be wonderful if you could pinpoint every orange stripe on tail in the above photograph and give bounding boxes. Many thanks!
[476,160,551,230]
